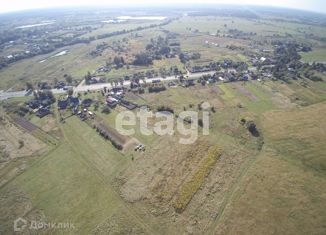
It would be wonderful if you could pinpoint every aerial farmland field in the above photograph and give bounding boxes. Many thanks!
[0,3,326,235]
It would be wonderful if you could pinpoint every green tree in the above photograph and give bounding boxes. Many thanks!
[26,82,34,91]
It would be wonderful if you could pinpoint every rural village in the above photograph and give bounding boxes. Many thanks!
[0,5,326,235]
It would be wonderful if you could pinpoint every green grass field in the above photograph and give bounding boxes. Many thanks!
[212,101,326,235]
[300,47,326,62]
[1,115,147,233]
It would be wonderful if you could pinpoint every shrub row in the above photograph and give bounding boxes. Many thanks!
[93,124,123,150]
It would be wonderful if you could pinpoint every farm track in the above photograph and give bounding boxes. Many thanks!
[59,120,159,235]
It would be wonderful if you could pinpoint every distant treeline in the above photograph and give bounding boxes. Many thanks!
[188,8,259,19]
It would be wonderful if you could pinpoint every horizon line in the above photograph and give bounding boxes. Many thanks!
[0,3,325,16]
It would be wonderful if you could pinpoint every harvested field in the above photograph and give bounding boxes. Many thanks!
[0,119,47,164]
[116,135,255,234]
[117,138,204,203]
[14,117,38,132]
[39,117,58,132]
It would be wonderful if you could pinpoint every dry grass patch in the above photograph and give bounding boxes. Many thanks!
[173,145,223,212]
[263,101,326,171]
[214,152,326,235]
[0,119,47,165]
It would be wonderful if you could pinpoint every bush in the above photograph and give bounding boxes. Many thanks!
[148,85,166,93]
[18,140,24,149]
[309,75,323,81]
[198,118,203,127]
[112,141,123,150]
[246,120,260,137]
[133,52,153,66]
[101,106,111,114]
[94,125,123,150]
[138,88,145,94]
[16,106,29,117]
[157,106,174,114]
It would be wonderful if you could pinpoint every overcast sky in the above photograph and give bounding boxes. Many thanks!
[0,0,325,14]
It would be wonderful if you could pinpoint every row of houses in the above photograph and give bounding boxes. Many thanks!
[26,91,56,118]
[57,96,98,118]
[105,89,137,110]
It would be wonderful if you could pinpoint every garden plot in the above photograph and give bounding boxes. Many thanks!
[0,119,47,163]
